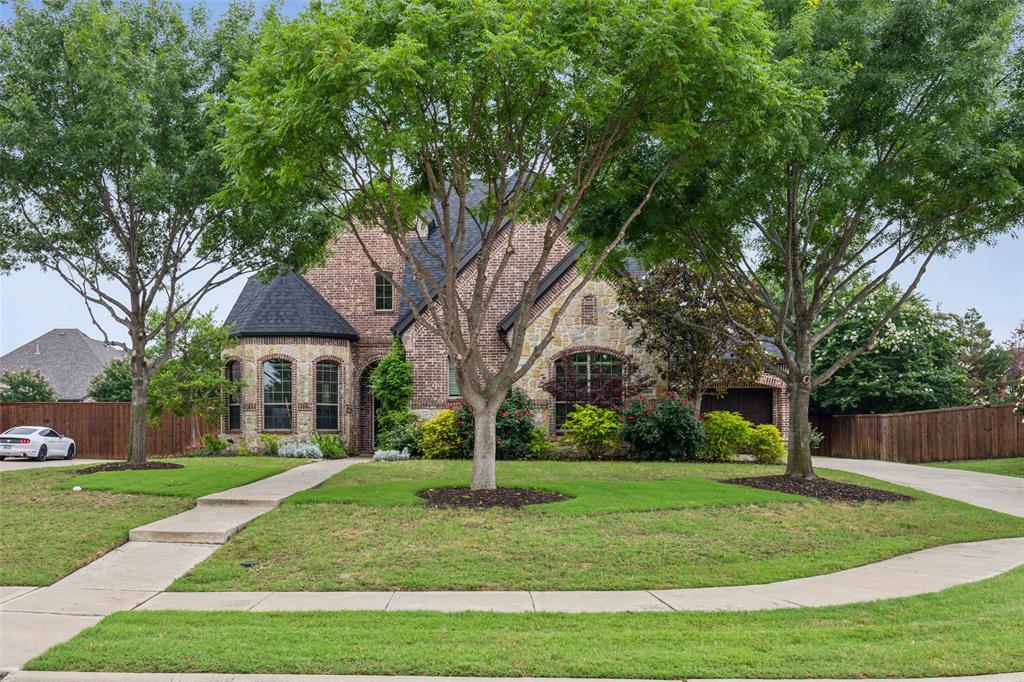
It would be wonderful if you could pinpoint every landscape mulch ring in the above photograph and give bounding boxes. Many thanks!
[418,485,572,509]
[74,461,185,474]
[725,475,915,503]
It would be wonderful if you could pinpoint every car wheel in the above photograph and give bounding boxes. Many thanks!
[65,444,75,460]
[36,445,47,462]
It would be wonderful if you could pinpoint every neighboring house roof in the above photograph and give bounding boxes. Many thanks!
[0,328,125,401]
[225,271,359,340]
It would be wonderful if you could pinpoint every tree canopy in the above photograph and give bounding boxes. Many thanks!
[574,0,1024,477]
[217,0,786,488]
[0,0,332,463]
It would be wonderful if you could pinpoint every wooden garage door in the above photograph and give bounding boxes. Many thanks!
[701,388,773,425]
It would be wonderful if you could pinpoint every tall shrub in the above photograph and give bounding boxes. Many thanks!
[370,336,414,446]
[619,396,705,461]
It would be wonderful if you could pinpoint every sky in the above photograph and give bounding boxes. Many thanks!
[1,0,1022,355]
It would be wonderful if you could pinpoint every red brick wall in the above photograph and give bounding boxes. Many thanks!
[402,222,574,409]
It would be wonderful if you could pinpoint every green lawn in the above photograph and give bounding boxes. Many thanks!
[28,566,1024,679]
[58,456,306,497]
[171,460,1024,591]
[0,457,305,586]
[925,457,1024,478]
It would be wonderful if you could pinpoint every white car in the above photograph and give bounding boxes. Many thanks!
[0,426,76,461]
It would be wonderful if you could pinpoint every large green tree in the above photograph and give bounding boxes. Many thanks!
[811,285,970,414]
[613,260,767,414]
[956,308,1013,404]
[217,0,784,489]
[147,312,241,445]
[577,0,1024,477]
[0,0,331,465]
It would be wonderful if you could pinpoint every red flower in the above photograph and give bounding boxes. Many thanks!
[645,410,653,416]
[628,415,635,421]
[501,411,509,418]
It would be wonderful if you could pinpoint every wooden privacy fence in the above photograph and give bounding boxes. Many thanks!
[0,402,213,459]
[814,404,1022,463]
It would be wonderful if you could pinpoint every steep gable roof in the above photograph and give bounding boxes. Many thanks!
[225,271,359,340]
[0,328,125,401]
[392,179,500,335]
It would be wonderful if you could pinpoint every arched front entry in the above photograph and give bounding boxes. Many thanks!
[356,361,381,454]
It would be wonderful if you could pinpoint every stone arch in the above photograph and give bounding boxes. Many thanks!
[352,353,388,454]
[546,346,632,432]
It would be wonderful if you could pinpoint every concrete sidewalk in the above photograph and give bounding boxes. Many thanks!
[44,535,1005,613]
[813,456,1024,517]
[0,458,366,672]
[0,458,103,472]
[6,671,1023,681]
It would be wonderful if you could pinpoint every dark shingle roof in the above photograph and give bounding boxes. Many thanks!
[225,271,359,340]
[0,328,125,401]
[392,180,509,335]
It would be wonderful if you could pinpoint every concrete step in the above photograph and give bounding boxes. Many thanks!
[129,506,266,544]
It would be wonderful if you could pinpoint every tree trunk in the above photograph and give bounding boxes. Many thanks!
[785,377,815,478]
[189,411,199,447]
[470,402,499,490]
[692,388,704,416]
[127,349,150,466]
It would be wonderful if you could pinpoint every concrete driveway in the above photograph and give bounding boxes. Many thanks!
[0,458,104,472]
[813,456,1024,518]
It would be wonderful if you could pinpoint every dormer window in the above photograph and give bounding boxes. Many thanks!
[375,272,393,311]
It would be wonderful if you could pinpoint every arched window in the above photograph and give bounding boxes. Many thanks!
[225,361,241,431]
[316,360,340,431]
[552,351,624,429]
[262,359,293,430]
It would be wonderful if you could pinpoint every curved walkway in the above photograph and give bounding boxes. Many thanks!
[92,535,1021,613]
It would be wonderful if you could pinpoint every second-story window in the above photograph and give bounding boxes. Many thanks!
[375,272,393,311]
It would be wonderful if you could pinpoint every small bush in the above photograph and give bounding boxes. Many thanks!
[420,410,462,459]
[313,433,348,459]
[257,433,282,456]
[201,434,228,455]
[563,404,620,458]
[278,441,323,459]
[619,396,705,461]
[746,423,785,464]
[699,411,752,462]
[373,448,410,461]
[454,388,538,460]
[527,427,554,459]
[381,416,423,457]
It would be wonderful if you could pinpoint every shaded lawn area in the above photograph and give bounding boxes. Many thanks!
[925,457,1024,478]
[57,456,306,497]
[29,566,1024,679]
[171,460,1024,591]
[0,457,306,586]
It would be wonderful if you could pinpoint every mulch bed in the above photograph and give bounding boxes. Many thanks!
[417,486,572,509]
[74,461,185,474]
[725,475,914,503]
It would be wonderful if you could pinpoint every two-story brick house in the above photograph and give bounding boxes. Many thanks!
[221,196,790,454]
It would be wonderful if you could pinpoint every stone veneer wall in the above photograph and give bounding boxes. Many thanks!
[221,337,352,447]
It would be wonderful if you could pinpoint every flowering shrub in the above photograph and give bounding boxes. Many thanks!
[698,410,751,462]
[420,410,462,459]
[746,423,785,464]
[373,448,411,461]
[563,405,620,458]
[278,441,323,458]
[454,387,538,460]
[618,396,705,461]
